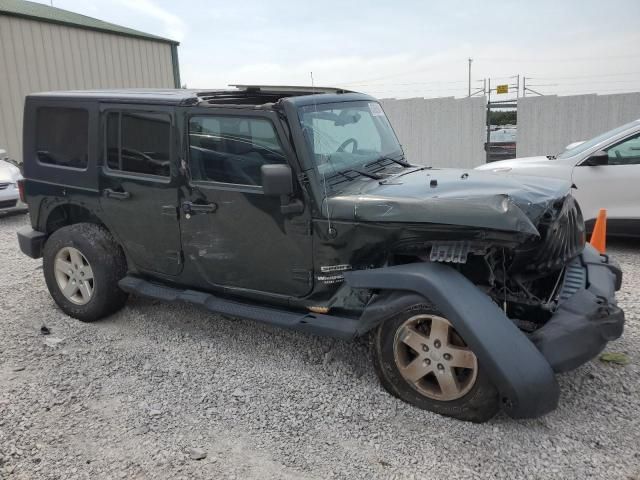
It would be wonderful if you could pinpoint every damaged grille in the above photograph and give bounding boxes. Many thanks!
[528,196,585,271]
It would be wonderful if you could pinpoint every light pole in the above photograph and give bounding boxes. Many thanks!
[468,58,473,97]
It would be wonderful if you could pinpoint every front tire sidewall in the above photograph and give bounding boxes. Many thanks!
[373,305,500,423]
[43,223,127,322]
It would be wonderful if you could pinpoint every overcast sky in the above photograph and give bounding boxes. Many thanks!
[35,0,640,99]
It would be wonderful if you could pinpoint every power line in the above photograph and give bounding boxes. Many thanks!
[528,79,640,88]
[479,53,640,63]
[337,53,640,87]
[345,80,468,87]
[528,70,640,81]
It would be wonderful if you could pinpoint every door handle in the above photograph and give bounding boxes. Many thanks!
[104,188,131,200]
[182,201,217,217]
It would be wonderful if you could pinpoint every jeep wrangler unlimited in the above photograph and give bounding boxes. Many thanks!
[17,86,624,422]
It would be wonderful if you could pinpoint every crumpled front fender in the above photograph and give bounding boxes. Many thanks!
[345,262,559,419]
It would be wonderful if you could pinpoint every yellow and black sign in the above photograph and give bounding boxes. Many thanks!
[496,84,509,94]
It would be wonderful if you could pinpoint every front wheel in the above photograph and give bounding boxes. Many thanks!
[372,305,499,422]
[43,223,128,322]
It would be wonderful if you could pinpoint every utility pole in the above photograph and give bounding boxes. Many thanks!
[467,58,473,97]
[486,78,491,162]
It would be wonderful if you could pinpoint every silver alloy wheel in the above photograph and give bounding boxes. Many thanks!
[53,247,94,305]
[393,314,478,401]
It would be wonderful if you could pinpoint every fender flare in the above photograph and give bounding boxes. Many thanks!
[345,262,559,419]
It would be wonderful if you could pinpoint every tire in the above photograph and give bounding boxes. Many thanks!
[372,304,499,422]
[43,223,128,322]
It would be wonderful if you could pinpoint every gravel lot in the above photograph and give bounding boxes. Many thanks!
[1,212,639,480]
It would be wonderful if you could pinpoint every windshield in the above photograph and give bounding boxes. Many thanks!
[298,101,404,179]
[556,119,640,159]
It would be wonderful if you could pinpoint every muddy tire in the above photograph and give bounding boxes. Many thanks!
[43,223,128,322]
[372,304,499,422]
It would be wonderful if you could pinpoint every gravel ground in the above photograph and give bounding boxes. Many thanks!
[1,212,639,480]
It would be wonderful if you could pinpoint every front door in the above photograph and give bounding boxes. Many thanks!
[180,111,313,297]
[99,106,182,276]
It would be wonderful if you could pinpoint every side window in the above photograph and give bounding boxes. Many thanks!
[606,133,640,166]
[36,107,89,169]
[105,111,171,177]
[188,116,286,186]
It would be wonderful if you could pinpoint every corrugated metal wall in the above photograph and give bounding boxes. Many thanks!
[0,14,176,162]
[517,93,640,157]
[381,96,487,169]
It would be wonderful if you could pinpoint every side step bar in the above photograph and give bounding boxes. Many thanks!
[118,276,360,340]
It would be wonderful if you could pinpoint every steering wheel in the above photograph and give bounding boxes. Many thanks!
[337,138,358,153]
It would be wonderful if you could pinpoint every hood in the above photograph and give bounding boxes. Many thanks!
[0,159,22,183]
[325,167,571,236]
[475,156,550,171]
[474,155,574,182]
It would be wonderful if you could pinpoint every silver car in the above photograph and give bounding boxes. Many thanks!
[0,149,27,214]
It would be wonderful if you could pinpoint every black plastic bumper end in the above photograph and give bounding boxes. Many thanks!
[17,226,47,259]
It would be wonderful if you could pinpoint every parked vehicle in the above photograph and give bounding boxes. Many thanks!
[17,86,624,422]
[476,119,640,237]
[0,149,27,214]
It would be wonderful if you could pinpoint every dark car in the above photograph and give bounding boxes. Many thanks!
[17,86,624,422]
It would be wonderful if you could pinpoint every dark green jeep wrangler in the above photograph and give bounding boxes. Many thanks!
[17,85,624,422]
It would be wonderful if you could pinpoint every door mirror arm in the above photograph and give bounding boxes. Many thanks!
[280,196,304,214]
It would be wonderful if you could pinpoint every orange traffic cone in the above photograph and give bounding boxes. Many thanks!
[589,208,607,254]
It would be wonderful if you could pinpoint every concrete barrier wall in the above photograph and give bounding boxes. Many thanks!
[381,96,487,169]
[517,93,640,157]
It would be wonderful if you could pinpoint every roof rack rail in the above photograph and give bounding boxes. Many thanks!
[229,84,354,94]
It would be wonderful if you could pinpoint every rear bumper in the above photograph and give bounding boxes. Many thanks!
[530,244,624,373]
[17,226,47,259]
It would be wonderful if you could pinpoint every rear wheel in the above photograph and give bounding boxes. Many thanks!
[372,305,499,422]
[43,223,128,322]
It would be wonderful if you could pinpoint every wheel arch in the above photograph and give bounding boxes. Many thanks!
[345,262,560,419]
[43,203,106,234]
[40,203,129,269]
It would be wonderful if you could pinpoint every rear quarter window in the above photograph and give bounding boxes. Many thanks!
[35,107,89,169]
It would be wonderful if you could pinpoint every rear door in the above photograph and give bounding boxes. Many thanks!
[572,132,640,226]
[98,105,182,277]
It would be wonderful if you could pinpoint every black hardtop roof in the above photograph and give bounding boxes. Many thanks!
[27,85,374,107]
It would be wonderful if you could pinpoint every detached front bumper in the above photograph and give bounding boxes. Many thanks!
[530,244,624,373]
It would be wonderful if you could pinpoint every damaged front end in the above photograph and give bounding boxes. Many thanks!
[326,169,596,332]
[326,169,623,414]
[338,184,623,418]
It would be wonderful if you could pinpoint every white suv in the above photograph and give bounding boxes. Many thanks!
[476,119,640,237]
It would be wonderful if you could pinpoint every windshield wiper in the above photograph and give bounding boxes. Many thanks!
[366,154,412,169]
[328,168,383,182]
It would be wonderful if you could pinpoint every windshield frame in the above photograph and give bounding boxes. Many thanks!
[296,100,404,187]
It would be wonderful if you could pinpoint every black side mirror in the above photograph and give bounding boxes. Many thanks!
[261,164,304,214]
[262,164,293,196]
[583,150,609,166]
